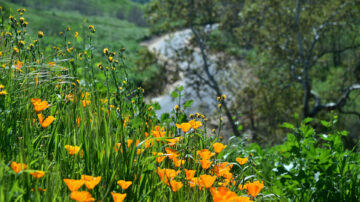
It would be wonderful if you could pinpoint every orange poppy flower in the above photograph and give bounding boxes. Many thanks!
[166,136,182,146]
[165,147,179,160]
[31,98,50,113]
[169,180,183,192]
[246,180,264,198]
[200,159,213,170]
[63,179,84,192]
[151,126,166,139]
[197,149,215,160]
[199,174,217,188]
[41,116,55,128]
[117,180,132,190]
[153,152,166,163]
[137,149,144,155]
[236,157,248,165]
[145,139,154,148]
[65,145,81,155]
[212,143,227,154]
[172,158,185,168]
[176,122,192,133]
[188,177,199,188]
[184,169,196,180]
[111,192,127,202]
[37,113,44,124]
[214,162,233,177]
[70,191,95,202]
[238,184,247,191]
[189,119,202,129]
[81,175,101,190]
[81,100,91,107]
[127,139,133,148]
[10,162,28,174]
[210,187,252,202]
[30,171,45,179]
[157,168,180,184]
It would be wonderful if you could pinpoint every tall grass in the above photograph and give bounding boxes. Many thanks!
[0,6,267,202]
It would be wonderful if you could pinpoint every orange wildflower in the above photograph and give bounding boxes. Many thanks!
[65,145,81,155]
[214,162,233,177]
[189,119,202,129]
[213,142,227,154]
[117,180,132,190]
[10,162,28,174]
[151,126,166,139]
[165,147,179,160]
[238,184,247,191]
[153,152,166,163]
[29,171,45,179]
[184,169,196,180]
[145,139,154,148]
[111,192,126,202]
[246,181,264,198]
[197,149,215,160]
[210,187,252,202]
[37,113,44,124]
[176,122,192,133]
[81,175,101,190]
[41,116,55,128]
[63,179,84,192]
[127,139,133,148]
[172,158,185,167]
[236,157,248,165]
[31,98,50,113]
[81,100,91,107]
[70,191,95,202]
[157,168,180,184]
[48,62,56,66]
[166,136,182,146]
[199,174,217,188]
[200,159,213,170]
[169,180,183,192]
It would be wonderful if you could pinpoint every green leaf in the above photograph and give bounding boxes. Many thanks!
[320,120,330,128]
[171,91,179,99]
[281,122,295,130]
[183,100,193,109]
[237,125,243,131]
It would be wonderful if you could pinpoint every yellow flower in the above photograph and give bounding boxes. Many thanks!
[117,180,132,190]
[111,192,126,202]
[70,191,95,202]
[236,157,248,165]
[176,122,192,133]
[212,142,227,154]
[30,171,45,179]
[13,47,19,53]
[64,145,81,155]
[10,162,28,174]
[0,51,2,56]
[0,90,7,95]
[38,31,44,38]
[189,119,202,129]
[75,32,79,38]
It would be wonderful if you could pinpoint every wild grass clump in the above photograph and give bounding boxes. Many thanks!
[0,7,270,202]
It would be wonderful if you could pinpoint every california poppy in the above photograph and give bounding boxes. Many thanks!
[169,180,183,192]
[246,180,264,198]
[65,145,81,155]
[30,171,45,179]
[117,180,132,190]
[63,179,84,192]
[31,98,49,113]
[197,149,215,160]
[10,162,27,174]
[41,116,55,128]
[81,175,101,190]
[165,147,179,160]
[200,159,213,170]
[212,143,227,154]
[176,122,192,133]
[189,119,202,129]
[184,169,196,180]
[172,158,185,168]
[153,152,166,163]
[111,192,126,202]
[199,174,217,188]
[70,191,95,202]
[236,157,248,165]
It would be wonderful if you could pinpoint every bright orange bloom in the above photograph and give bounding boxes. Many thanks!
[111,192,127,202]
[169,180,183,192]
[184,169,196,180]
[236,157,248,165]
[117,180,132,190]
[65,145,81,155]
[157,168,180,184]
[48,62,56,66]
[151,126,166,140]
[172,158,185,168]
[214,162,233,177]
[41,116,55,128]
[188,177,199,188]
[246,181,264,198]
[210,187,252,202]
[176,122,192,133]
[81,175,101,190]
[70,191,95,202]
[137,149,144,155]
[165,147,179,160]
[199,174,217,188]
[213,142,227,154]
[81,100,91,107]
[127,139,133,148]
[238,184,247,191]
[31,98,49,113]
[166,136,182,146]
[197,149,215,160]
[37,113,44,124]
[30,171,45,179]
[189,119,202,129]
[10,162,28,174]
[153,152,166,163]
[63,179,84,192]
[145,139,154,148]
[200,159,213,170]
